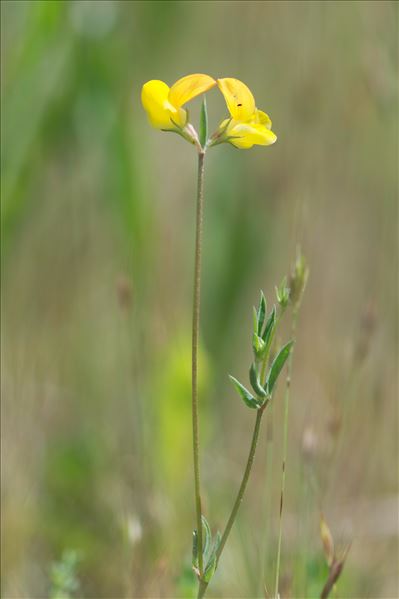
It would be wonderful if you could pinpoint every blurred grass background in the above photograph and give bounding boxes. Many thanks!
[1,1,398,597]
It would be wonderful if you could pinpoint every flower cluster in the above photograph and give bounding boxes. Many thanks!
[141,74,277,150]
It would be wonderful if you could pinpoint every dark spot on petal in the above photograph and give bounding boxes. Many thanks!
[237,103,242,106]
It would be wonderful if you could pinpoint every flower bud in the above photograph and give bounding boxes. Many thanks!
[288,249,309,308]
[275,276,290,309]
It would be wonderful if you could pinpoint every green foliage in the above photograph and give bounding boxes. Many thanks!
[204,531,221,583]
[257,291,267,336]
[232,295,292,411]
[266,340,294,394]
[192,516,221,585]
[252,300,277,360]
[249,362,267,398]
[201,515,212,558]
[229,375,261,409]
[49,550,81,599]
[261,305,277,352]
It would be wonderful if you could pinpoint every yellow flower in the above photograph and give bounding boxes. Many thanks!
[141,74,216,131]
[217,77,277,149]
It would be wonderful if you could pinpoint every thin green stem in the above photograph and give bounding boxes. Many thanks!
[198,406,266,599]
[197,579,208,599]
[192,151,206,577]
[274,307,298,598]
[217,407,264,560]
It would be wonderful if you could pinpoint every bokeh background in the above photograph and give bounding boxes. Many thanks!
[1,1,398,598]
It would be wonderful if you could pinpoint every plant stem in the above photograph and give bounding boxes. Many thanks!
[192,151,206,577]
[217,407,264,560]
[198,406,265,599]
[197,579,208,599]
[274,307,298,598]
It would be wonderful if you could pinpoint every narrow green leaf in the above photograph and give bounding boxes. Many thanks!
[204,559,216,583]
[201,515,211,558]
[257,291,267,336]
[266,340,294,394]
[204,531,221,583]
[249,363,267,397]
[229,375,260,409]
[252,306,258,336]
[192,530,198,568]
[262,305,277,345]
[199,96,208,148]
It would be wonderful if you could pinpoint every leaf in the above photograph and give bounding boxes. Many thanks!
[229,375,260,409]
[266,340,293,395]
[252,307,258,337]
[257,291,267,336]
[192,530,198,568]
[199,96,208,148]
[249,363,267,398]
[204,531,221,583]
[201,515,211,558]
[262,305,276,345]
[204,553,217,583]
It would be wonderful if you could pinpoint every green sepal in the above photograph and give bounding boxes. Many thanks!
[257,291,267,336]
[265,340,294,395]
[249,363,267,398]
[165,119,196,145]
[276,276,290,308]
[289,248,309,308]
[199,96,208,148]
[229,375,261,409]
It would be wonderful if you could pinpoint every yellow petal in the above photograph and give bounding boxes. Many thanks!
[217,77,256,121]
[226,120,277,149]
[141,80,186,130]
[168,74,216,108]
[255,109,272,129]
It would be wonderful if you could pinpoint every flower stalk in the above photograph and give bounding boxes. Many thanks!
[198,405,266,599]
[192,150,206,577]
